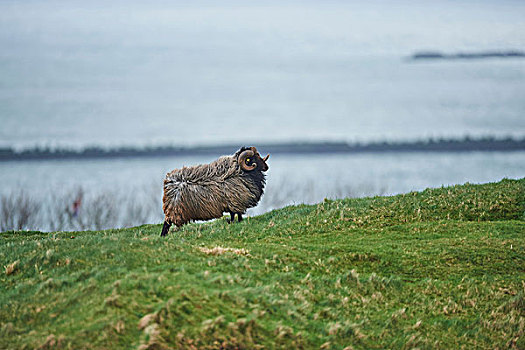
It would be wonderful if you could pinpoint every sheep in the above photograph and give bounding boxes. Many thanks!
[161,146,270,236]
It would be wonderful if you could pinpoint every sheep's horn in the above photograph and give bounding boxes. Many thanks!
[263,154,269,162]
[239,149,257,171]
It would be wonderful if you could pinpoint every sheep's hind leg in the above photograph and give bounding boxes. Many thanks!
[228,212,243,223]
[161,221,171,236]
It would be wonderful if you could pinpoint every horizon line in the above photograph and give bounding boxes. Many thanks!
[1,136,524,162]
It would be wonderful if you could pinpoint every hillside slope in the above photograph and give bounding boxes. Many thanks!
[1,178,524,349]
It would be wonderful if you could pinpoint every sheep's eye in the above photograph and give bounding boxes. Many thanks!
[246,158,251,163]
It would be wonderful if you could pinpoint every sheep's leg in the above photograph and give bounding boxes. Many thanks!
[228,212,243,223]
[160,221,171,236]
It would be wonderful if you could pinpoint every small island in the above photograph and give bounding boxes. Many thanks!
[410,50,525,60]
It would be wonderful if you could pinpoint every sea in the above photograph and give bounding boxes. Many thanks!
[1,0,524,229]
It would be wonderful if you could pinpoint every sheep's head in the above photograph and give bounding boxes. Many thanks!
[238,147,269,172]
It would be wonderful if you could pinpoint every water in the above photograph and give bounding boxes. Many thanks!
[1,151,523,224]
[1,0,524,149]
[0,0,524,230]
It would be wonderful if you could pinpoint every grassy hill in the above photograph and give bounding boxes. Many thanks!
[1,178,524,349]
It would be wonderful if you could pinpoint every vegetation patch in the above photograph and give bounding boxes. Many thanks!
[1,178,524,349]
[197,246,251,256]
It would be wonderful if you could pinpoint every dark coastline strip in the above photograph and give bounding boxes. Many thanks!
[410,50,525,60]
[1,137,525,162]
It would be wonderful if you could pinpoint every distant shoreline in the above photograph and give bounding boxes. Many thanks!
[1,137,524,162]
[409,50,525,61]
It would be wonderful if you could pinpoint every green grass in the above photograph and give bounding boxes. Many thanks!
[1,178,524,349]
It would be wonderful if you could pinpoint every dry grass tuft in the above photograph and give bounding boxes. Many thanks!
[4,260,19,275]
[197,246,250,256]
[37,334,64,349]
[138,313,157,330]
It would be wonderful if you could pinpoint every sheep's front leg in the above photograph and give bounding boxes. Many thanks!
[237,213,243,222]
[161,221,171,236]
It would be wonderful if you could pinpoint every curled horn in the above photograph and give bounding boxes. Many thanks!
[238,149,257,171]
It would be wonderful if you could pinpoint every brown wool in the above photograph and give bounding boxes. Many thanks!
[162,147,269,228]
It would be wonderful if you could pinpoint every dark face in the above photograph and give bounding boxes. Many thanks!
[255,151,269,172]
